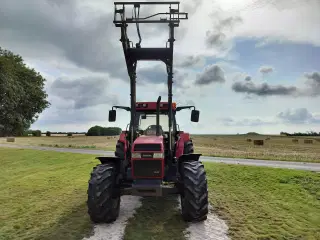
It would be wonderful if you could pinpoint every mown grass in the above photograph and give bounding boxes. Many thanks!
[192,135,320,163]
[124,196,187,240]
[1,148,320,240]
[0,148,98,240]
[1,134,320,162]
[204,162,320,240]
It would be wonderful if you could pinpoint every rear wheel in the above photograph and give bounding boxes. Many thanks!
[87,163,120,223]
[180,161,208,222]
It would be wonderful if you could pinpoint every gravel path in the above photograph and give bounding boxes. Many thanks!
[176,197,230,240]
[83,196,142,240]
[1,143,320,172]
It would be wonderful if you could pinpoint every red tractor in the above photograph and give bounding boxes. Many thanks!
[87,1,208,223]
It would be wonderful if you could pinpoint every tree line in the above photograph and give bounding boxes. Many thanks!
[280,131,320,136]
[86,126,122,136]
[22,126,122,137]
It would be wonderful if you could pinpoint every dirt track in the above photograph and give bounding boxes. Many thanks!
[1,143,320,172]
[83,196,142,240]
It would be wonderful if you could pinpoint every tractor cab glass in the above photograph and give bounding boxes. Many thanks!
[136,112,169,136]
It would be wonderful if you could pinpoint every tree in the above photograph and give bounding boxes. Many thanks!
[0,47,50,136]
[86,125,122,136]
[32,130,41,137]
[87,126,102,136]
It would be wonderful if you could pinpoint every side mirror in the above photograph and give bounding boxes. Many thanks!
[109,110,116,122]
[191,110,199,122]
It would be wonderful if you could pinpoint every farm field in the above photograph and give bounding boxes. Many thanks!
[1,133,320,162]
[0,148,319,240]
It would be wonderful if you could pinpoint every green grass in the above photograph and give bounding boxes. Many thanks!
[0,148,98,240]
[204,162,320,240]
[1,148,320,240]
[124,196,187,240]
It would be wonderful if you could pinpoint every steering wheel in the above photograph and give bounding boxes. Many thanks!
[145,125,163,135]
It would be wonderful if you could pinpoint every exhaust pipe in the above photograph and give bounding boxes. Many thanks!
[156,96,161,136]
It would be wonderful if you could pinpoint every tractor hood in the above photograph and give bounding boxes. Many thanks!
[132,135,164,152]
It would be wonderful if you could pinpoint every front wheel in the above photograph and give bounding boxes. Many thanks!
[180,161,208,222]
[87,163,120,223]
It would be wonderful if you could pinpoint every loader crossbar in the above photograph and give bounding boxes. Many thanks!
[114,1,187,25]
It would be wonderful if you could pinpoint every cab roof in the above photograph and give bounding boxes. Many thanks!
[136,102,176,111]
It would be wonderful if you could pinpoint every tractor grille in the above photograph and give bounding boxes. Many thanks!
[132,160,162,178]
[134,144,161,151]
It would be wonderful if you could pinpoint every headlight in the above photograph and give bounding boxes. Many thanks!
[132,153,141,158]
[153,153,163,158]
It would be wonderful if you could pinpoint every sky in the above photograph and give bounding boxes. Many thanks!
[0,0,319,134]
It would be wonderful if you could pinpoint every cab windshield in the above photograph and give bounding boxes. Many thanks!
[136,112,170,136]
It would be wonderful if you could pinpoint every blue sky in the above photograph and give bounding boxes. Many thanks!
[231,38,320,77]
[1,0,319,134]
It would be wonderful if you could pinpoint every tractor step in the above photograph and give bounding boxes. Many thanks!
[121,184,179,197]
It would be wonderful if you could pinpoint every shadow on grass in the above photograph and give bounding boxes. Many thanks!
[124,195,187,240]
[33,203,93,240]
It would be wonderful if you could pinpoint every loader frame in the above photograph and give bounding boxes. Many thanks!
[86,2,208,224]
[113,1,188,163]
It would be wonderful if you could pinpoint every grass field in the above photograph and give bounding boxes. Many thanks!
[0,148,96,240]
[205,163,320,240]
[1,133,320,162]
[1,148,319,240]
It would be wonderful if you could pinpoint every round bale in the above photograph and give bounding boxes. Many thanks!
[6,137,15,142]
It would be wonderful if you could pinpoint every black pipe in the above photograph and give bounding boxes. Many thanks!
[130,62,137,144]
[167,22,175,162]
[156,96,161,136]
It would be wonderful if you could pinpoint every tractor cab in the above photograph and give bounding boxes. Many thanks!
[108,100,200,163]
[134,102,177,153]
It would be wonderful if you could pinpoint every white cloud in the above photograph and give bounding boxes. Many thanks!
[229,0,320,46]
[1,0,319,134]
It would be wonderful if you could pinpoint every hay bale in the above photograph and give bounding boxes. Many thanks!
[292,139,299,143]
[304,139,313,144]
[253,140,264,146]
[246,138,252,142]
[265,137,270,140]
[6,137,15,142]
[315,139,320,143]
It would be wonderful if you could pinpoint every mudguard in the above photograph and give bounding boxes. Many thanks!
[96,156,121,164]
[95,156,123,175]
[178,153,201,162]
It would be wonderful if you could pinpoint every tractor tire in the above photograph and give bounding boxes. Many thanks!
[180,161,208,222]
[115,141,125,159]
[87,163,120,223]
[184,140,194,154]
